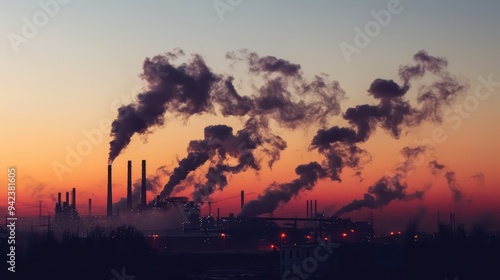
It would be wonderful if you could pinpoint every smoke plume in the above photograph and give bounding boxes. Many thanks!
[428,160,471,204]
[334,146,430,216]
[239,162,326,217]
[160,123,282,200]
[109,49,345,163]
[239,51,466,217]
[310,50,466,182]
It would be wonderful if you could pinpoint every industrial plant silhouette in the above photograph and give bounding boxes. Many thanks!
[2,49,498,279]
[1,160,498,280]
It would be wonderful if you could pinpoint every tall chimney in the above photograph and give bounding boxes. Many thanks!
[65,192,69,208]
[72,188,76,211]
[107,164,112,218]
[240,190,244,210]
[314,200,317,217]
[57,192,61,206]
[306,200,309,218]
[127,160,132,210]
[88,198,92,219]
[141,160,146,206]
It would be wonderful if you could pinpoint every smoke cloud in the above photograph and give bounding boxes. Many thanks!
[160,123,282,200]
[109,49,345,163]
[109,49,468,216]
[239,162,326,217]
[334,146,430,216]
[428,160,471,204]
[239,50,466,217]
[310,50,466,182]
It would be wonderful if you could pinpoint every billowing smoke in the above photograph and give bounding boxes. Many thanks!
[428,160,471,204]
[159,125,232,199]
[109,49,220,163]
[238,51,466,217]
[334,146,430,216]
[471,173,485,185]
[239,162,326,217]
[310,50,466,182]
[109,49,345,163]
[226,50,345,129]
[310,126,371,181]
[192,152,259,202]
[160,123,282,200]
[113,165,171,210]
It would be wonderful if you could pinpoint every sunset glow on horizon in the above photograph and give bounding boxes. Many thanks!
[1,0,499,234]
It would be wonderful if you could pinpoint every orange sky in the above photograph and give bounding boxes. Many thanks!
[1,1,500,233]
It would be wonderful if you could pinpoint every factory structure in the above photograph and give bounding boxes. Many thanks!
[51,159,374,250]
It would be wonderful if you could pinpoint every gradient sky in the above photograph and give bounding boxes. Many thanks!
[1,0,499,233]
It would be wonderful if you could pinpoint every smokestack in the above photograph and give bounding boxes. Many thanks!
[127,160,132,210]
[65,192,69,208]
[57,192,61,206]
[72,188,76,211]
[107,164,112,218]
[88,198,92,219]
[141,160,146,206]
[306,200,309,218]
[314,200,317,217]
[241,190,244,210]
